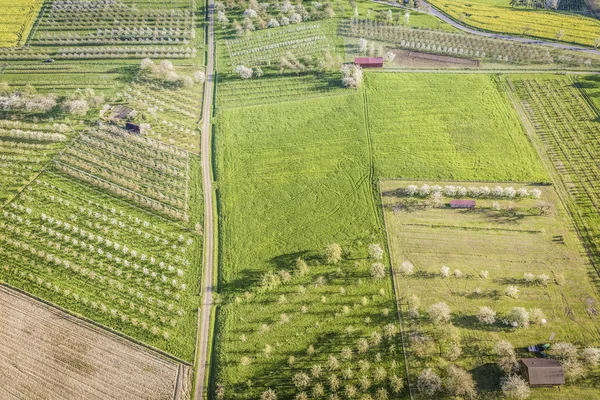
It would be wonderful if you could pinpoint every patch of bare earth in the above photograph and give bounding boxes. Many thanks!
[0,285,190,400]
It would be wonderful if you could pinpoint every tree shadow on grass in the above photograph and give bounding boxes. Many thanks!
[453,315,506,333]
[471,363,502,395]
[269,250,320,270]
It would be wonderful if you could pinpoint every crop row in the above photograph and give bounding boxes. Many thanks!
[0,173,199,354]
[344,19,556,64]
[509,77,600,263]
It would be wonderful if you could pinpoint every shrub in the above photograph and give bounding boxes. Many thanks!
[428,302,451,325]
[453,269,463,278]
[324,244,342,264]
[296,258,309,276]
[507,307,529,328]
[505,285,519,298]
[416,368,442,396]
[398,260,414,275]
[479,270,489,279]
[477,306,496,325]
[523,273,535,283]
[501,375,530,399]
[444,365,476,399]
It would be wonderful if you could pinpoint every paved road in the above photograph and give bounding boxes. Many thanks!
[194,0,216,398]
[372,0,600,55]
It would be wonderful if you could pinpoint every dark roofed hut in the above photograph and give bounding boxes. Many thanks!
[450,200,476,208]
[354,57,384,68]
[125,122,141,135]
[519,358,565,387]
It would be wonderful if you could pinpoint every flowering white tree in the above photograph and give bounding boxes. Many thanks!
[419,184,431,196]
[290,13,302,23]
[477,306,496,325]
[371,263,387,279]
[406,185,418,196]
[428,302,451,325]
[193,71,206,83]
[340,64,363,88]
[440,266,450,278]
[505,285,519,298]
[235,65,253,79]
[368,244,384,260]
[384,51,396,63]
[416,368,441,397]
[531,188,542,199]
[398,260,414,275]
[507,307,529,328]
[501,375,531,399]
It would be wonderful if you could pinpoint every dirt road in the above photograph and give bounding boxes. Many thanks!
[194,0,216,398]
[372,0,600,55]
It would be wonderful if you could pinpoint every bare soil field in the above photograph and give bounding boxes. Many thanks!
[0,285,191,400]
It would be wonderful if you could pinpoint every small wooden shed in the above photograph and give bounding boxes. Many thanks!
[354,57,384,68]
[125,122,141,134]
[450,200,476,208]
[519,358,565,387]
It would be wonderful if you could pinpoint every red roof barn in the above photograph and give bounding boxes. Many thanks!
[450,200,476,208]
[354,57,384,68]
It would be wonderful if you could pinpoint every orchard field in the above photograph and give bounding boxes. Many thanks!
[382,180,600,398]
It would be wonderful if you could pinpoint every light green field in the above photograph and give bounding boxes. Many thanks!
[382,180,600,397]
[365,73,548,182]
[214,93,406,398]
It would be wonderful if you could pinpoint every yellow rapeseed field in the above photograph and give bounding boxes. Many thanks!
[428,0,600,47]
[0,0,44,48]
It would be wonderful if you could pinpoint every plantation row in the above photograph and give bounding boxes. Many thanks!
[343,19,599,66]
[0,122,73,205]
[224,22,333,68]
[55,125,190,220]
[0,46,196,60]
[0,173,200,360]
[216,74,343,109]
[509,77,600,266]
[120,83,199,119]
[402,184,542,199]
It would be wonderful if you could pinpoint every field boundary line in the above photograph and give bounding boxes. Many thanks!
[379,180,413,399]
[0,283,192,366]
[380,177,552,184]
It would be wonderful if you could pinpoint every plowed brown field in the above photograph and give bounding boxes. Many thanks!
[0,285,191,400]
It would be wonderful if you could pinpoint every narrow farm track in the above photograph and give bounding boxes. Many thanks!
[372,0,600,55]
[194,0,216,398]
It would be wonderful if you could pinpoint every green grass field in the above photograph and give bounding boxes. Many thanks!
[214,93,407,398]
[381,180,600,398]
[365,73,548,182]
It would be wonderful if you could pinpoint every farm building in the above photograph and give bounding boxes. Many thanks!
[110,105,136,121]
[354,57,384,68]
[125,122,141,134]
[519,358,565,387]
[450,200,476,208]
